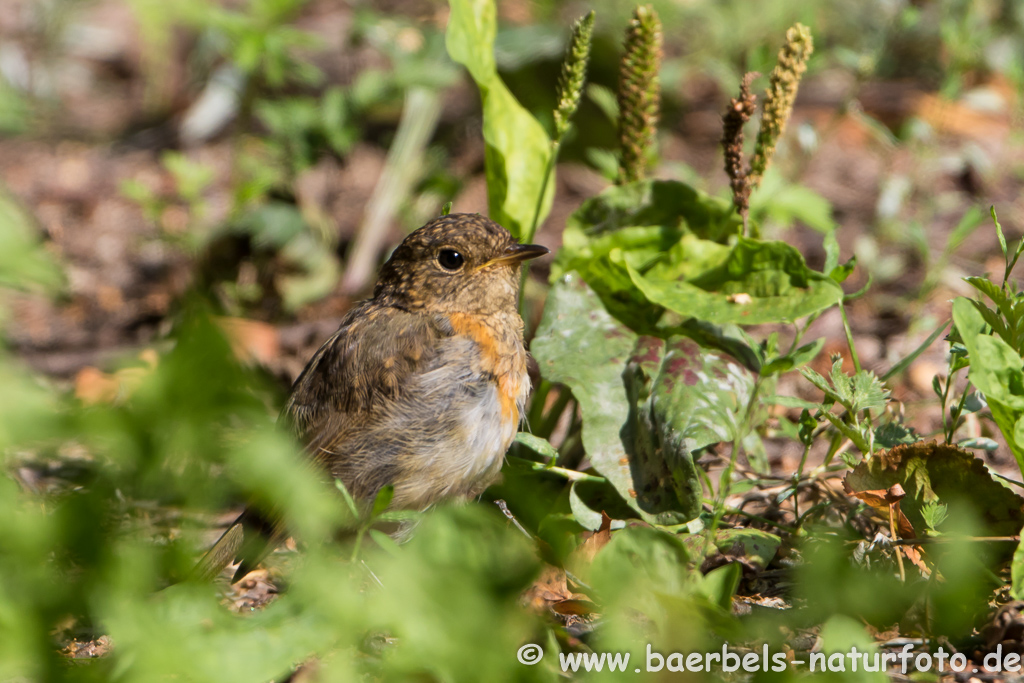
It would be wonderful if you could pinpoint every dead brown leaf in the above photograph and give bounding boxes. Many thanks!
[843,479,929,576]
[575,511,613,565]
[217,317,280,365]
[74,349,158,405]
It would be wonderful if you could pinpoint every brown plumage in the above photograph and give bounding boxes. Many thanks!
[194,213,548,581]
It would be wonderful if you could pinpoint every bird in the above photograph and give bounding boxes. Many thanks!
[194,213,549,581]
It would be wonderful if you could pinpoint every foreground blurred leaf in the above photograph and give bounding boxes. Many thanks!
[816,614,889,683]
[446,0,553,241]
[0,187,63,294]
[1013,526,1024,600]
[372,505,541,681]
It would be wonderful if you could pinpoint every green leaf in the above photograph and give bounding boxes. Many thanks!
[750,172,836,234]
[334,478,360,520]
[953,296,1024,469]
[712,528,781,571]
[624,237,844,326]
[829,255,856,284]
[371,485,395,518]
[534,276,760,524]
[531,274,640,517]
[446,0,553,241]
[760,338,825,376]
[993,205,1008,258]
[512,432,559,462]
[590,526,694,604]
[554,179,741,280]
[817,615,889,683]
[881,319,949,381]
[0,189,64,294]
[624,336,757,522]
[802,358,890,414]
[699,562,741,611]
[874,421,920,448]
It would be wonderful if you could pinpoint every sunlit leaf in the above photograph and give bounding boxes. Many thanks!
[446,0,553,240]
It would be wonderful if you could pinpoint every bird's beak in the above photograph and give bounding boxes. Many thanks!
[480,243,550,269]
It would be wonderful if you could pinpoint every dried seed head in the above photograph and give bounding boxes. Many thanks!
[616,4,662,185]
[721,72,758,228]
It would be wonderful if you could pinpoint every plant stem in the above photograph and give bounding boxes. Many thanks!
[704,375,765,557]
[839,304,861,374]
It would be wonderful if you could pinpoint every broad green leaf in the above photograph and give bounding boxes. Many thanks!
[874,422,920,448]
[817,615,889,683]
[624,338,718,523]
[624,238,844,326]
[531,274,639,517]
[533,275,760,524]
[590,526,694,603]
[554,178,741,279]
[551,178,742,331]
[712,528,781,571]
[446,0,552,240]
[625,336,760,520]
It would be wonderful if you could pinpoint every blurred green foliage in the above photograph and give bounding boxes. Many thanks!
[1,0,1024,680]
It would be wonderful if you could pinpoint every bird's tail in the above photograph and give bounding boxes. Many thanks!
[190,521,245,583]
[190,508,282,583]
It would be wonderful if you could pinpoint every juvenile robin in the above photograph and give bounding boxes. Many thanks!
[196,213,548,581]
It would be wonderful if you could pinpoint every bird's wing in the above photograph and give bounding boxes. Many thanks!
[202,304,447,581]
[283,303,447,467]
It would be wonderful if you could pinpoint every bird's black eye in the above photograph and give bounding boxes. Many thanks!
[438,248,464,271]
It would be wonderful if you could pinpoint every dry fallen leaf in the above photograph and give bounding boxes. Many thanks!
[574,511,613,565]
[216,317,280,365]
[74,349,159,405]
[843,479,929,576]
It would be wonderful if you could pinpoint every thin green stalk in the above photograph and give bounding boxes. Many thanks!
[946,379,969,444]
[839,304,861,374]
[703,375,765,557]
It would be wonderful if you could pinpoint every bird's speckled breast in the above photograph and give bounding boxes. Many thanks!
[393,309,529,509]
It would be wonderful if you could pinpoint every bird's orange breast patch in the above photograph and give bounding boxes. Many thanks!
[447,311,522,423]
